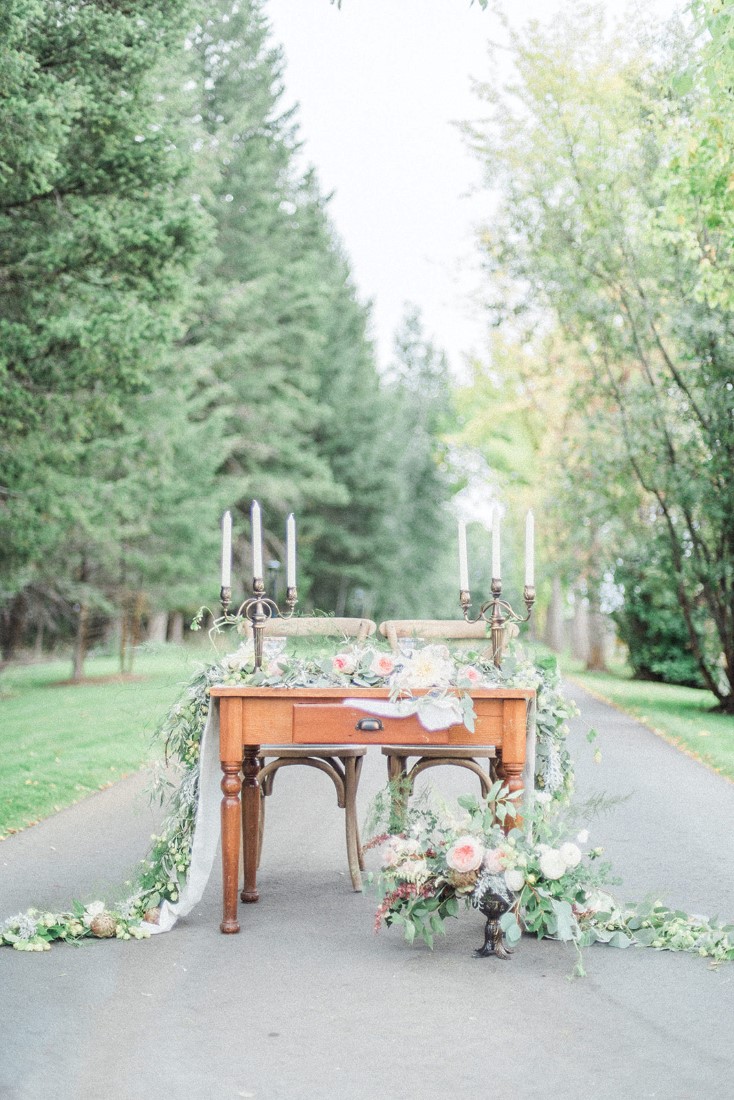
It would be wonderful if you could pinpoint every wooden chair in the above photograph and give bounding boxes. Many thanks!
[245,616,377,896]
[378,619,498,811]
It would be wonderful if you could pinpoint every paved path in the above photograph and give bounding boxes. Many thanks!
[2,685,734,1100]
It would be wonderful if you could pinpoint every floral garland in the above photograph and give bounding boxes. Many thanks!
[3,635,731,971]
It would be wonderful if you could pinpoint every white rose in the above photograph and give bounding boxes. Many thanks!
[504,868,525,892]
[539,849,567,880]
[559,842,582,869]
[576,829,589,844]
[535,791,552,806]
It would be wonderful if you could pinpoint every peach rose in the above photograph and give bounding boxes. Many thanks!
[332,653,356,675]
[446,835,484,873]
[482,848,505,874]
[370,653,395,677]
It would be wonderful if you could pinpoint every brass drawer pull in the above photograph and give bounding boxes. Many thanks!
[355,716,384,732]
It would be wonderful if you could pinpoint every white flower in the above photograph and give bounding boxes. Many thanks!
[504,868,525,892]
[397,859,430,884]
[83,900,106,927]
[576,829,589,844]
[221,643,254,673]
[396,644,455,689]
[559,842,582,869]
[535,791,552,806]
[382,836,421,869]
[539,849,567,880]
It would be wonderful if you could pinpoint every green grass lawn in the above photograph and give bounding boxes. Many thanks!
[0,642,215,838]
[563,658,734,782]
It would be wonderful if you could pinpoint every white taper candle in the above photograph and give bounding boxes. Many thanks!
[525,509,535,587]
[251,500,263,581]
[458,520,469,590]
[286,513,296,588]
[492,505,501,580]
[221,511,232,588]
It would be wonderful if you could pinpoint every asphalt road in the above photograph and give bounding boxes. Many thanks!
[2,684,733,1100]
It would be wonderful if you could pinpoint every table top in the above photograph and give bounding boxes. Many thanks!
[210,684,535,699]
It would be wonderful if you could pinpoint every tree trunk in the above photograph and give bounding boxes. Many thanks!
[570,595,590,663]
[169,611,184,644]
[147,611,168,644]
[72,602,89,681]
[0,591,27,664]
[586,592,609,672]
[34,620,44,659]
[335,576,349,617]
[543,576,565,653]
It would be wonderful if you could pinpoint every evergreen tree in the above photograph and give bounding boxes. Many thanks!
[0,0,207,667]
[379,307,456,618]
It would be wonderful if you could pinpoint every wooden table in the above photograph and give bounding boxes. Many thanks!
[210,685,535,933]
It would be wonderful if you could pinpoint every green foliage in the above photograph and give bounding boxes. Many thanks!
[0,0,216,668]
[466,0,734,706]
[0,645,202,837]
[613,543,707,688]
[378,307,457,619]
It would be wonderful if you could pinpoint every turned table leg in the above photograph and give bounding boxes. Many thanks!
[241,745,261,903]
[220,760,242,933]
[497,758,524,832]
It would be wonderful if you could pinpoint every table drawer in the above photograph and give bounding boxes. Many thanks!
[292,703,460,745]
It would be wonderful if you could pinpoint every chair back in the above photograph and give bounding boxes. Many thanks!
[263,617,376,643]
[378,619,487,653]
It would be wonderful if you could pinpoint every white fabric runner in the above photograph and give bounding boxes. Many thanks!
[343,695,465,732]
[144,701,222,935]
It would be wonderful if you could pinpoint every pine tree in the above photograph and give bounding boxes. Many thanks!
[0,0,208,668]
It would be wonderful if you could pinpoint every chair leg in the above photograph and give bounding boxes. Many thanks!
[256,790,265,870]
[344,755,363,892]
[355,756,366,872]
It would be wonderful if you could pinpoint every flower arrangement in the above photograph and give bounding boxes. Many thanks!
[366,783,734,974]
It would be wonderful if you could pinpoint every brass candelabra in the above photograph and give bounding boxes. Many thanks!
[460,579,535,668]
[220,579,298,670]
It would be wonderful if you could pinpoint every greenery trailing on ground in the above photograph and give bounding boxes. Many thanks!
[367,783,734,975]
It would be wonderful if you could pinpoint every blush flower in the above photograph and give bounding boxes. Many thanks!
[482,848,505,874]
[460,665,483,685]
[370,653,395,678]
[539,849,567,880]
[332,653,356,675]
[446,835,484,873]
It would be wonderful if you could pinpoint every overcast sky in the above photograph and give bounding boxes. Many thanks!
[265,0,682,378]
